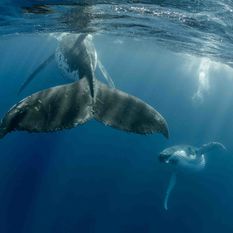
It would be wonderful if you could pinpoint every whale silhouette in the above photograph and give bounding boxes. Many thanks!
[159,142,226,210]
[0,34,169,138]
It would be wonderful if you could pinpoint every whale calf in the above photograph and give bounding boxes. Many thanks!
[159,142,226,210]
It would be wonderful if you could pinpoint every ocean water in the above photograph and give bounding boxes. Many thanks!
[0,1,233,233]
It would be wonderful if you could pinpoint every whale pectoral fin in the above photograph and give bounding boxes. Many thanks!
[198,142,227,155]
[0,78,93,138]
[97,59,115,88]
[18,53,55,95]
[164,172,176,211]
[93,80,169,138]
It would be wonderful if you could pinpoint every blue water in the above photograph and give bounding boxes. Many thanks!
[1,1,233,233]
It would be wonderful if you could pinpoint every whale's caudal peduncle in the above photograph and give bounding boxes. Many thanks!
[18,33,115,95]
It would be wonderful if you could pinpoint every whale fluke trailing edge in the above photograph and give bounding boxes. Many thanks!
[0,77,169,139]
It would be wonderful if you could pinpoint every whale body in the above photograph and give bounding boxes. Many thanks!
[159,142,226,210]
[18,33,114,95]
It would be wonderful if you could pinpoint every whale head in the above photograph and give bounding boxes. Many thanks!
[159,147,181,165]
[159,145,196,165]
[159,145,206,171]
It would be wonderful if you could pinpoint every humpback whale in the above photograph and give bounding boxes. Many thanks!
[18,33,115,95]
[159,142,226,210]
[0,34,169,139]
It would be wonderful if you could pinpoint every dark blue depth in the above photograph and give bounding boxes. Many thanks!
[0,34,233,233]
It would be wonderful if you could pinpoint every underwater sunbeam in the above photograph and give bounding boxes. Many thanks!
[192,58,211,104]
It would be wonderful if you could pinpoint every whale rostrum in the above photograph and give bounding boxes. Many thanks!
[0,77,169,139]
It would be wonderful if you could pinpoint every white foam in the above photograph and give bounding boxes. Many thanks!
[55,47,79,81]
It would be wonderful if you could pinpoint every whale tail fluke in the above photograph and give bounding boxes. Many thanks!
[0,126,8,139]
[94,80,169,137]
[0,78,169,139]
[164,172,176,211]
[1,78,93,136]
[198,142,226,155]
[18,53,55,95]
